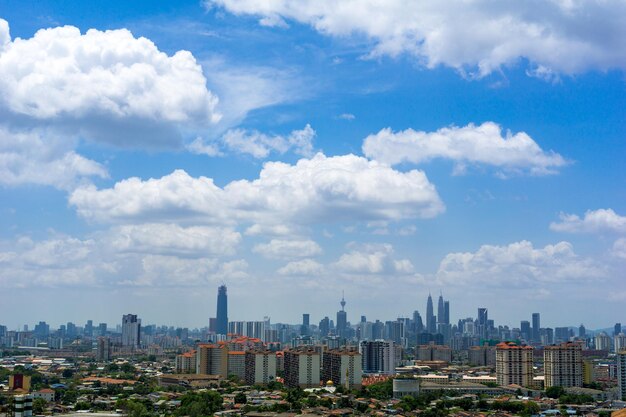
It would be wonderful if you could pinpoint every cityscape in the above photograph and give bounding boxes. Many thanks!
[1,1,626,417]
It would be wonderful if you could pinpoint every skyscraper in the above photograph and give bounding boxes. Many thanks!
[426,294,436,333]
[477,308,488,338]
[618,350,626,401]
[544,342,582,388]
[532,313,540,343]
[443,301,450,325]
[301,314,310,336]
[121,314,141,348]
[336,294,347,338]
[496,342,533,387]
[216,285,228,335]
[437,293,445,325]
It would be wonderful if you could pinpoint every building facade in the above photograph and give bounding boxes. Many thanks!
[245,350,277,385]
[196,343,228,377]
[284,347,321,388]
[360,340,396,375]
[322,349,362,389]
[544,342,583,388]
[495,342,533,387]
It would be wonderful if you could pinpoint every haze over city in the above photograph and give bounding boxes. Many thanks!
[0,0,625,329]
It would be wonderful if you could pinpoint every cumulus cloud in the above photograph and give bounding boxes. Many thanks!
[0,127,107,189]
[207,0,626,77]
[277,259,324,276]
[612,238,626,260]
[0,19,219,134]
[69,153,445,225]
[436,240,605,287]
[550,208,626,234]
[253,239,322,259]
[333,243,414,274]
[0,231,245,288]
[105,223,241,257]
[222,124,315,158]
[362,122,568,176]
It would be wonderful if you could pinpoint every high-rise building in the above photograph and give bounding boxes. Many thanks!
[121,314,141,348]
[544,342,582,388]
[85,320,93,337]
[615,323,623,337]
[437,294,445,325]
[284,347,321,388]
[416,343,452,362]
[336,294,348,338]
[615,333,626,353]
[532,313,540,343]
[319,317,330,337]
[578,324,586,338]
[13,395,33,417]
[554,327,571,343]
[468,345,496,367]
[426,294,436,333]
[360,340,396,375]
[413,311,424,334]
[216,285,228,335]
[96,337,112,362]
[496,342,533,387]
[245,350,277,385]
[98,323,107,337]
[477,308,488,339]
[322,349,362,389]
[520,321,531,341]
[443,301,450,325]
[617,350,626,401]
[595,332,611,351]
[301,314,310,336]
[196,343,228,377]
[175,351,197,373]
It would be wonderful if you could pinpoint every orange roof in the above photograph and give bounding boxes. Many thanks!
[229,351,245,355]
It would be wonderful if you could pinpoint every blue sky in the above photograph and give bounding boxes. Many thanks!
[0,0,624,330]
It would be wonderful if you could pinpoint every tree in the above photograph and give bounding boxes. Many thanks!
[32,398,47,414]
[175,391,223,417]
[546,386,566,399]
[234,392,247,404]
[62,369,74,379]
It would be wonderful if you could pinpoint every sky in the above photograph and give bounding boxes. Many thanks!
[0,0,624,330]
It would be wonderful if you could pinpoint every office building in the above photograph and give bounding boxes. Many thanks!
[319,317,330,337]
[284,347,321,388]
[477,308,488,339]
[496,342,533,387]
[360,340,396,375]
[301,314,310,336]
[615,333,626,352]
[544,342,582,388]
[532,313,540,343]
[216,285,228,335]
[437,294,445,325]
[121,314,141,348]
[96,337,112,362]
[322,349,362,389]
[426,294,436,333]
[245,350,277,385]
[520,321,531,341]
[98,323,107,336]
[615,323,623,337]
[196,343,228,377]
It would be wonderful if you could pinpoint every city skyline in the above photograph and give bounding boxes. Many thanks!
[0,1,625,327]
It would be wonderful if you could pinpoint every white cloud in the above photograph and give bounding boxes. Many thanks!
[277,259,324,276]
[253,239,322,259]
[134,255,247,286]
[550,208,626,234]
[0,18,219,148]
[333,243,414,274]
[69,153,444,225]
[338,113,355,121]
[0,127,107,189]
[612,238,626,260]
[220,124,315,158]
[106,223,241,257]
[207,0,626,77]
[436,240,605,287]
[362,122,568,176]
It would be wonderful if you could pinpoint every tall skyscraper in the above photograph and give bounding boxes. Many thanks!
[413,311,424,334]
[426,294,436,333]
[477,308,488,338]
[216,285,228,335]
[301,314,310,336]
[520,321,531,341]
[443,301,450,325]
[121,314,141,348]
[319,317,330,337]
[532,313,541,343]
[437,293,445,324]
[336,293,347,338]
[578,324,586,338]
[615,323,622,337]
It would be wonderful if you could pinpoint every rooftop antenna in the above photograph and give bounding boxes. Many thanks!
[340,291,346,311]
